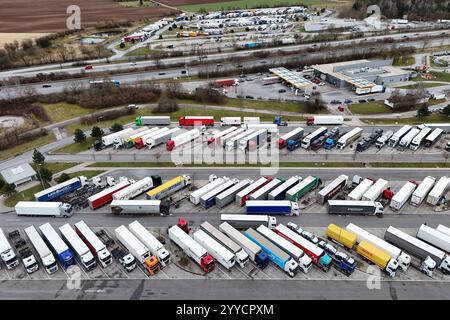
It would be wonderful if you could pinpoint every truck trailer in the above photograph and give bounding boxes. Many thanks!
[190,176,228,205]
[146,175,191,200]
[75,220,112,268]
[286,176,321,202]
[113,176,161,201]
[390,181,417,211]
[34,176,88,202]
[8,230,38,274]
[220,117,241,126]
[278,127,304,149]
[15,201,73,218]
[426,176,450,206]
[124,126,151,148]
[225,129,254,151]
[236,176,272,206]
[146,127,181,149]
[215,179,251,208]
[388,125,412,147]
[88,180,131,210]
[207,127,237,145]
[327,200,384,216]
[436,224,450,237]
[39,223,75,270]
[59,224,96,271]
[0,229,19,269]
[326,224,357,249]
[135,116,171,126]
[356,240,398,277]
[110,200,170,215]
[200,179,237,209]
[424,128,444,147]
[362,178,388,202]
[24,226,58,274]
[166,129,200,151]
[193,230,235,269]
[336,127,363,150]
[306,115,343,126]
[348,178,374,201]
[113,127,148,149]
[246,200,299,216]
[249,178,283,201]
[220,128,245,148]
[179,116,214,127]
[375,130,393,149]
[410,127,432,151]
[101,128,133,148]
[168,225,214,273]
[220,214,277,229]
[239,129,267,151]
[397,128,420,150]
[318,175,348,204]
[417,224,450,254]
[135,127,168,149]
[410,176,436,206]
[301,127,327,149]
[268,176,301,200]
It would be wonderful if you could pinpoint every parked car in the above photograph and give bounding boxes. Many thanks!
[42,84,52,88]
[158,72,166,75]
[330,100,341,104]
[127,104,138,110]
[318,240,337,256]
[335,251,355,265]
[287,222,303,234]
[358,99,367,103]
[301,231,319,245]
[278,89,286,93]
[245,95,255,99]
[368,98,375,102]
[344,99,353,104]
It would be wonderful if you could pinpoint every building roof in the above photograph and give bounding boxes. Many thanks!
[269,67,314,89]
[1,163,36,184]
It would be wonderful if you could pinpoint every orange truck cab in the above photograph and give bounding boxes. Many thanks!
[144,255,161,275]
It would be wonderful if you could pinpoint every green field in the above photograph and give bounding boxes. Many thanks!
[31,162,80,174]
[362,113,450,125]
[67,170,105,179]
[179,0,327,12]
[4,184,44,207]
[396,82,445,89]
[41,103,91,123]
[55,137,94,154]
[348,101,392,115]
[0,134,56,161]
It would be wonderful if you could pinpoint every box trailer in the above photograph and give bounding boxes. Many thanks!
[221,214,277,229]
[301,127,327,149]
[348,178,374,201]
[236,177,272,206]
[346,223,410,271]
[24,226,58,274]
[207,127,238,145]
[115,225,161,275]
[257,225,312,273]
[113,176,161,201]
[87,180,131,210]
[190,177,228,205]
[388,125,412,147]
[220,127,246,148]
[0,228,19,269]
[286,176,321,202]
[411,176,436,206]
[268,176,301,200]
[306,115,343,126]
[135,116,171,126]
[59,224,96,271]
[220,117,241,126]
[397,128,420,150]
[417,224,450,254]
[146,175,191,200]
[274,224,332,272]
[166,129,200,151]
[124,126,150,148]
[135,127,168,149]
[436,224,450,237]
[243,117,260,124]
[326,224,357,249]
[200,179,237,209]
[225,129,254,151]
[34,176,88,202]
[318,175,348,204]
[384,226,450,276]
[375,130,393,149]
[390,181,417,211]
[128,220,171,267]
[362,178,388,201]
[110,200,170,215]
[146,127,181,149]
[410,127,432,151]
[336,127,363,150]
[356,240,398,277]
[75,220,112,268]
[244,228,298,277]
[102,128,133,147]
[426,176,450,206]
[193,230,235,269]
[179,116,214,127]
[15,201,73,218]
[216,179,252,208]
[113,127,148,149]
[39,223,75,270]
[249,178,283,201]
[168,225,214,273]
[328,200,384,216]
[219,222,268,269]
[239,129,267,151]
[246,200,299,216]
[278,127,304,149]
[425,128,444,147]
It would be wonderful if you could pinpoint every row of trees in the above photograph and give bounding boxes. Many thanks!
[74,123,124,144]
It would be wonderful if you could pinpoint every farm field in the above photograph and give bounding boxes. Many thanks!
[176,0,329,12]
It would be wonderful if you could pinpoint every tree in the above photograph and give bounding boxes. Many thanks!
[90,126,103,139]
[110,123,123,133]
[38,168,52,187]
[417,104,430,118]
[74,128,86,143]
[32,149,45,165]
[0,178,5,192]
[442,104,450,117]
[56,173,71,184]
[159,35,163,40]
[139,0,143,6]
[3,183,16,197]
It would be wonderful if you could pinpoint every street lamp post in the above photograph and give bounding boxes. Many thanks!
[36,163,45,189]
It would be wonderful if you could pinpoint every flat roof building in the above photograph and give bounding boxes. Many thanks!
[1,163,37,187]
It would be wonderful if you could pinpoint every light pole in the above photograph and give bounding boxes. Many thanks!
[36,163,45,189]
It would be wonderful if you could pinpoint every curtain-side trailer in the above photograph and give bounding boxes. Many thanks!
[34,176,88,202]
[318,175,348,204]
[190,177,228,205]
[216,179,252,208]
[424,128,444,147]
[362,178,388,202]
[39,223,75,270]
[246,200,299,216]
[268,176,301,200]
[111,200,170,215]
[59,224,96,271]
[193,230,236,269]
[220,214,277,229]
[278,127,304,149]
[135,116,171,126]
[286,176,321,202]
[397,128,420,150]
[102,128,133,147]
[113,176,162,201]
[146,127,181,149]
[301,127,327,149]
[426,176,450,206]
[249,178,283,201]
[87,180,131,210]
[388,125,412,147]
[390,181,417,211]
[417,224,450,253]
[336,127,363,150]
[410,127,432,151]
[410,176,436,206]
[75,220,112,268]
[24,226,58,274]
[348,178,374,201]
[200,179,238,209]
[327,200,384,216]
[236,177,272,206]
[146,175,191,200]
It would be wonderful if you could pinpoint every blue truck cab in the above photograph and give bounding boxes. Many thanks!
[287,138,301,151]
[319,253,332,271]
[323,137,335,149]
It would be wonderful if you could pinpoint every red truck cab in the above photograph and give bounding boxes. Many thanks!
[200,254,215,273]
[166,139,175,151]
[85,65,93,70]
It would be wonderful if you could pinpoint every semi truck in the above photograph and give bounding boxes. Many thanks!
[274,224,332,272]
[249,178,283,201]
[410,127,432,151]
[113,176,162,201]
[384,226,450,276]
[286,176,321,202]
[244,228,299,277]
[239,129,267,151]
[135,116,171,126]
[426,176,450,206]
[236,176,272,206]
[207,127,237,145]
[318,175,348,204]
[326,224,357,249]
[146,127,181,149]
[410,176,436,206]
[111,200,170,215]
[101,128,134,148]
[424,128,444,147]
[301,127,327,149]
[417,224,450,253]
[220,117,241,126]
[322,127,341,150]
[113,127,148,149]
[179,116,214,127]
[216,179,252,208]
[115,225,161,275]
[200,179,237,209]
[256,225,312,273]
[220,128,245,148]
[146,175,191,200]
[348,178,374,201]
[8,230,38,273]
[135,127,169,149]
[268,176,301,200]
[356,240,398,277]
[190,176,228,205]
[278,127,304,149]
[306,115,343,126]
[220,214,277,229]
[97,229,136,272]
[388,125,412,147]
[168,225,214,273]
[75,220,112,268]
[39,223,75,270]
[346,223,410,271]
[397,128,420,150]
[15,201,73,218]
[390,181,417,211]
[336,127,363,150]
[362,178,388,202]
[375,130,393,149]
[225,129,254,151]
[128,220,171,267]
[193,230,235,269]
[436,224,450,237]
[59,224,96,271]
[286,135,304,151]
[200,222,248,268]
[219,222,269,269]
[327,200,384,216]
[246,200,300,216]
[166,129,200,151]
[356,129,383,152]
[123,126,151,148]
[87,180,131,210]
[34,176,88,201]
[24,226,58,274]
